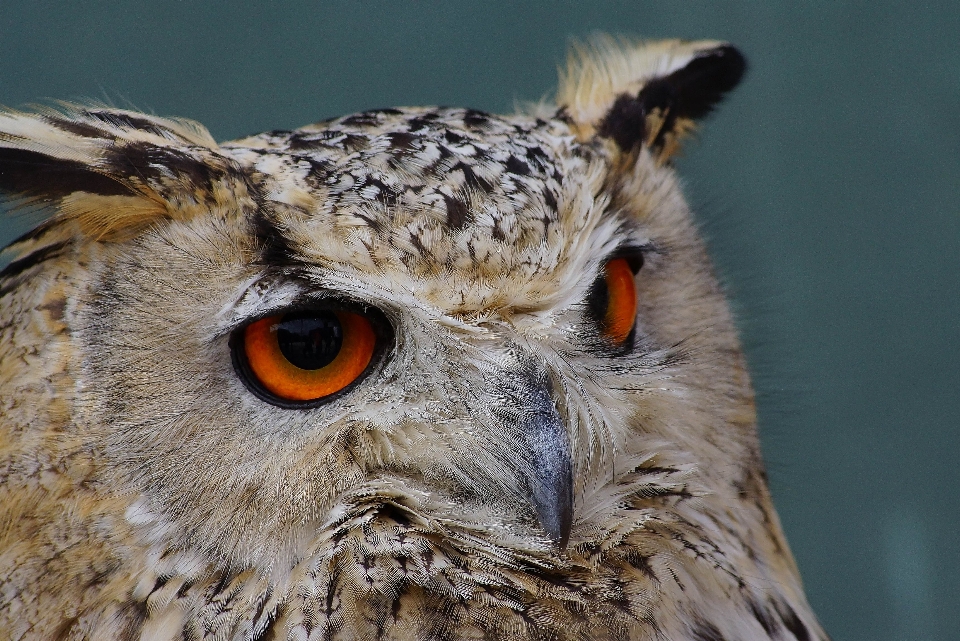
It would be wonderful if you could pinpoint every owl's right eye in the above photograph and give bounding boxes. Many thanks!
[231,307,384,406]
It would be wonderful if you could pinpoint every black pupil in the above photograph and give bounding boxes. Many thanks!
[588,276,611,324]
[275,311,343,370]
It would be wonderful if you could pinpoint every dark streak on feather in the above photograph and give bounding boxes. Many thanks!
[504,155,531,176]
[748,598,778,636]
[45,117,109,139]
[461,109,491,129]
[84,110,173,137]
[0,241,68,282]
[0,148,134,199]
[105,143,224,194]
[450,161,493,193]
[776,601,811,641]
[252,210,300,267]
[443,194,471,230]
[387,132,418,152]
[691,619,727,641]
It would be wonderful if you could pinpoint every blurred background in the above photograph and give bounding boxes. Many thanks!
[1,2,957,639]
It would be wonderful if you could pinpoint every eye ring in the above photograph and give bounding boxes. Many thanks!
[231,304,391,408]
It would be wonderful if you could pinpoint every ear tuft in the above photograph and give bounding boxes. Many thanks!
[558,38,746,161]
[0,104,250,242]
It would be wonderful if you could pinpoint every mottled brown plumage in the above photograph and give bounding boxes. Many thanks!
[0,39,827,640]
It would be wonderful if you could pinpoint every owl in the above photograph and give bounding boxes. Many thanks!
[0,38,828,640]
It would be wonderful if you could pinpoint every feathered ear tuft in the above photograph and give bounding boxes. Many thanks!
[557,37,746,162]
[0,105,251,241]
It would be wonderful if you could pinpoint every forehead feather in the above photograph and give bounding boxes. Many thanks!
[224,107,619,312]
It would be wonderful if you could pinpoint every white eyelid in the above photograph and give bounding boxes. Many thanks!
[214,275,307,335]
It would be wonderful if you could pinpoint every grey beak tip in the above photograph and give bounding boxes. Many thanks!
[530,463,573,549]
[506,367,575,552]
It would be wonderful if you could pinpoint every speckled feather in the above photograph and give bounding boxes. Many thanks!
[0,39,827,640]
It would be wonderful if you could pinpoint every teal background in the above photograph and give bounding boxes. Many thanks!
[1,3,957,640]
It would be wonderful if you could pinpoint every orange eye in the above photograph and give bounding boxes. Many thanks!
[238,309,377,403]
[600,257,638,344]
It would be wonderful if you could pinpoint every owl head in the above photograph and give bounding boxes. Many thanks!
[0,39,825,640]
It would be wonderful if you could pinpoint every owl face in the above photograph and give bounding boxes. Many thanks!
[75,105,667,569]
[0,39,827,641]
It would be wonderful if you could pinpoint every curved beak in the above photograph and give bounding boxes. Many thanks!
[496,370,573,547]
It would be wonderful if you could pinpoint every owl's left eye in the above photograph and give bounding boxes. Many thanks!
[589,256,640,346]
[231,307,385,406]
